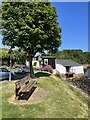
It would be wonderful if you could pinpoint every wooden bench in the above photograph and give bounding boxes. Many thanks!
[15,75,37,100]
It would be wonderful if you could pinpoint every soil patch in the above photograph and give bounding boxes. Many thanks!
[8,87,47,105]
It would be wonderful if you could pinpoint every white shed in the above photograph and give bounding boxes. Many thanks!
[56,59,84,74]
[26,56,40,67]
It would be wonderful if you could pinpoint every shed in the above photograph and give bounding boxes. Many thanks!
[42,56,56,69]
[56,59,84,74]
[26,56,40,67]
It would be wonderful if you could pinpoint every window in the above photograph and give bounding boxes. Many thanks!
[44,59,48,65]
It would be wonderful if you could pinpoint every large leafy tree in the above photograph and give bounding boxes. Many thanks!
[2,2,62,78]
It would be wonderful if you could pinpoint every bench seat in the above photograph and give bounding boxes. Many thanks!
[19,81,37,93]
[15,75,37,100]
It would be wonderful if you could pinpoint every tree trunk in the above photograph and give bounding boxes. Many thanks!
[29,54,36,78]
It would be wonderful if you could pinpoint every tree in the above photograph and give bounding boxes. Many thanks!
[2,2,62,78]
[1,48,27,66]
[55,49,90,64]
[14,49,27,65]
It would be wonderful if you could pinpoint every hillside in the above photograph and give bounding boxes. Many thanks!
[1,72,89,118]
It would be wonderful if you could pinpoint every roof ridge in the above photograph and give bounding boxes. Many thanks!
[56,59,82,66]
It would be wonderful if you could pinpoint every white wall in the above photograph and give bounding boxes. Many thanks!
[26,60,29,67]
[56,63,84,74]
[56,64,66,74]
[70,66,84,74]
[26,60,40,67]
[32,60,40,67]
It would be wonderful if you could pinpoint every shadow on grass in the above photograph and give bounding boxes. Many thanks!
[35,71,51,78]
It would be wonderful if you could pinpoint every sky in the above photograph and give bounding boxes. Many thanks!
[52,2,88,52]
[0,2,88,52]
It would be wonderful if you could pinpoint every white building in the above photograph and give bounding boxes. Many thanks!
[26,60,40,67]
[26,56,40,67]
[56,59,84,74]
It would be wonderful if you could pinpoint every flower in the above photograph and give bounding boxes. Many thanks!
[41,64,53,73]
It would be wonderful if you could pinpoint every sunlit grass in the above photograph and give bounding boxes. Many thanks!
[1,72,89,118]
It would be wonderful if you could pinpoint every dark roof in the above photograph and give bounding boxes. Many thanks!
[41,56,56,59]
[56,59,82,67]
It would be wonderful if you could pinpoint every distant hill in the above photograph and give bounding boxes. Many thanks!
[55,50,90,64]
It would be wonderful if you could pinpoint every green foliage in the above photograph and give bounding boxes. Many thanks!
[2,2,62,77]
[0,49,9,59]
[14,49,27,65]
[1,49,27,65]
[84,52,90,64]
[56,50,90,64]
[33,62,37,66]
[2,2,62,55]
[55,49,90,64]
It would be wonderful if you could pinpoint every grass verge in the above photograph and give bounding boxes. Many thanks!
[1,72,89,118]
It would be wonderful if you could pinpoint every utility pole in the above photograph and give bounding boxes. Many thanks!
[8,48,13,81]
[9,55,11,81]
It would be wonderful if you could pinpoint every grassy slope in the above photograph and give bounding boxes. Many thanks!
[1,72,89,118]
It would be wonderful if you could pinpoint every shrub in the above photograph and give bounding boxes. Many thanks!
[41,64,53,73]
[33,62,37,66]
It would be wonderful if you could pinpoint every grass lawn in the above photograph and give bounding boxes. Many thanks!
[1,72,89,118]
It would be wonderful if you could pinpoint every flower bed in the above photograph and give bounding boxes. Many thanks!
[41,64,53,73]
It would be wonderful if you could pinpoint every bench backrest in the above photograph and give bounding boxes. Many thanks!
[15,75,31,89]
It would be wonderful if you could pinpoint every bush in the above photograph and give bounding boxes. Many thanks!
[41,64,53,73]
[33,62,37,66]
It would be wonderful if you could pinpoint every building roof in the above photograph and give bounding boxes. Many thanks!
[56,59,82,67]
[41,56,56,59]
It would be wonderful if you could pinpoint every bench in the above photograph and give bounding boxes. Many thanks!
[15,75,37,100]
